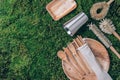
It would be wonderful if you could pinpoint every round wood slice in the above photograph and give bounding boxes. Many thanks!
[62,38,110,80]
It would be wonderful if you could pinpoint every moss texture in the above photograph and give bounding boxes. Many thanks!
[0,0,120,80]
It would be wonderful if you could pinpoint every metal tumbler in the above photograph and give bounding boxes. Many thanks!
[63,12,88,36]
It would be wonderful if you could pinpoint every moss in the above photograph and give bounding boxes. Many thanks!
[0,0,120,79]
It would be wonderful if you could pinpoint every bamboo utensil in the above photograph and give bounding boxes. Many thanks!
[99,18,120,41]
[77,36,112,80]
[73,37,93,73]
[63,47,84,76]
[64,38,97,80]
[68,43,91,74]
[74,36,98,80]
[88,23,120,59]
[57,36,111,80]
[57,50,82,79]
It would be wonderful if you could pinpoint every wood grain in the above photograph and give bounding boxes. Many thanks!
[46,0,77,20]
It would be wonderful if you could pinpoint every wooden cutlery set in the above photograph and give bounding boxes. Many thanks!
[57,36,112,80]
[57,36,97,80]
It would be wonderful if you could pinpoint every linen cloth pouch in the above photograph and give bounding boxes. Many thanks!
[77,43,112,80]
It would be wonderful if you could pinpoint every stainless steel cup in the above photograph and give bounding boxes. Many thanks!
[63,12,88,36]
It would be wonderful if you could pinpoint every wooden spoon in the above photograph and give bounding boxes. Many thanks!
[63,47,85,76]
[57,50,82,79]
[68,43,89,75]
[74,38,94,73]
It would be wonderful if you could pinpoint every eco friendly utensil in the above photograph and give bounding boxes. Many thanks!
[90,0,114,20]
[57,50,82,79]
[63,47,84,75]
[73,38,94,73]
[88,23,120,59]
[99,18,120,41]
[58,36,110,80]
[77,41,113,80]
[74,37,98,80]
[63,12,88,36]
[46,0,77,21]
[63,38,97,80]
[68,42,91,74]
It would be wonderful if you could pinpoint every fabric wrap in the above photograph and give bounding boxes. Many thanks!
[77,43,112,80]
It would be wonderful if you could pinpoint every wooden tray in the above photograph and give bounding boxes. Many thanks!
[46,0,77,21]
[62,38,110,80]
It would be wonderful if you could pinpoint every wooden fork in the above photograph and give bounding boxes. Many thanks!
[63,47,85,76]
[74,37,94,73]
[57,50,82,79]
[68,42,90,75]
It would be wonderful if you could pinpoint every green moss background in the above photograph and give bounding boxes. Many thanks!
[0,0,120,80]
